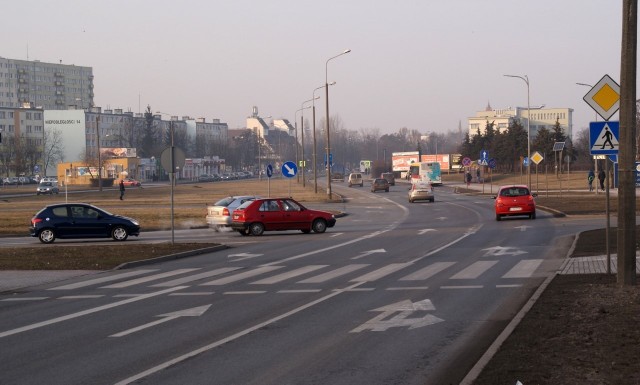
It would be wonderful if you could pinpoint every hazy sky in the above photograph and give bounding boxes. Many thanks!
[1,0,631,135]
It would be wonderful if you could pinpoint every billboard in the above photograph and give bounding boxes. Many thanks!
[44,110,86,175]
[392,151,420,172]
[101,147,137,158]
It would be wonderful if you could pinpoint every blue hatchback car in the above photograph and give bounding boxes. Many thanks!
[29,203,140,244]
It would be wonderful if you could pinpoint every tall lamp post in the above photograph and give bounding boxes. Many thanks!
[312,82,336,193]
[294,107,310,183]
[156,112,176,244]
[325,49,351,199]
[504,74,531,188]
[300,97,319,187]
[96,114,102,191]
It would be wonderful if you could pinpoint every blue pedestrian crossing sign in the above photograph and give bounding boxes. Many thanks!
[281,161,297,178]
[589,121,619,155]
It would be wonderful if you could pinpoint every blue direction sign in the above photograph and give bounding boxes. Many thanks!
[523,157,530,167]
[488,158,497,169]
[590,121,619,155]
[480,149,489,161]
[281,161,297,178]
[266,164,273,178]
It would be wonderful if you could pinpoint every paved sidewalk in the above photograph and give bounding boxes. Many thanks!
[561,254,640,274]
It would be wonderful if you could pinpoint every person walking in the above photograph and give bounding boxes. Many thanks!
[465,171,472,188]
[598,169,606,191]
[587,169,595,192]
[119,179,125,200]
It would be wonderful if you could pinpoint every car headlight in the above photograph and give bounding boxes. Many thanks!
[131,220,140,226]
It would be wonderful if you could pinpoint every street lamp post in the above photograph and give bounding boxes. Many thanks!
[312,82,336,193]
[96,114,102,191]
[294,107,310,183]
[300,97,319,188]
[504,74,531,188]
[325,49,351,199]
[156,112,176,244]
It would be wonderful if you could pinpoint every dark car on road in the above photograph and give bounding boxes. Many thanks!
[231,197,336,236]
[370,178,390,192]
[29,203,141,244]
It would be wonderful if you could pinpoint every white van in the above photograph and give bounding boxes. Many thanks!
[348,172,363,187]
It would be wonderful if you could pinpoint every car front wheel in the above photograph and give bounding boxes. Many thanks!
[249,222,264,236]
[312,219,327,233]
[38,229,56,244]
[112,226,129,241]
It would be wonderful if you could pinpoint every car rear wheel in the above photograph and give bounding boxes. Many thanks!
[249,222,264,236]
[112,226,129,241]
[312,219,327,233]
[38,229,56,244]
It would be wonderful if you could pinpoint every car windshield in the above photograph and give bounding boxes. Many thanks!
[214,197,236,207]
[236,200,254,210]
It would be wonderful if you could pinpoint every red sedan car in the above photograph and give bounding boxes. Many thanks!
[494,185,536,221]
[117,178,141,187]
[231,197,336,236]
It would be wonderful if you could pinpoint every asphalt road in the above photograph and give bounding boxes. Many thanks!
[0,183,605,384]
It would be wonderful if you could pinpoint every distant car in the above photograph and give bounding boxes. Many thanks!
[381,172,396,186]
[36,181,59,195]
[348,172,364,187]
[494,185,536,221]
[408,181,434,203]
[230,197,336,236]
[331,172,345,182]
[118,178,141,187]
[206,195,258,230]
[29,203,140,244]
[198,174,213,182]
[371,178,390,193]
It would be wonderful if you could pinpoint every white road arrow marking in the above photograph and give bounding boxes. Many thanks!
[514,225,531,232]
[228,252,263,261]
[110,305,212,337]
[482,246,528,257]
[351,249,386,260]
[350,299,444,332]
[418,229,437,235]
[437,217,447,221]
[330,232,344,237]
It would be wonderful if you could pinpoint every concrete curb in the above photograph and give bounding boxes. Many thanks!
[113,244,230,270]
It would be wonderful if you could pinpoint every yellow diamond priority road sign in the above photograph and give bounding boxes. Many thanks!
[530,151,543,165]
[583,74,620,121]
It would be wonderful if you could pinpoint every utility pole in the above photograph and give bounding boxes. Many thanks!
[618,0,637,286]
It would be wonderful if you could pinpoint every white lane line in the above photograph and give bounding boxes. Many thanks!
[386,287,429,291]
[400,262,456,281]
[101,269,200,289]
[440,285,484,289]
[0,286,187,339]
[169,292,215,296]
[151,267,242,287]
[1,297,48,302]
[114,281,364,385]
[58,295,105,299]
[223,291,267,295]
[250,265,328,285]
[48,270,158,290]
[277,289,322,293]
[350,263,412,282]
[449,261,498,280]
[297,264,369,284]
[502,259,543,279]
[200,266,284,286]
[496,284,522,288]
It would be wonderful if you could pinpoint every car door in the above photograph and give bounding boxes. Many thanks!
[281,199,306,230]
[257,200,286,230]
[70,205,107,237]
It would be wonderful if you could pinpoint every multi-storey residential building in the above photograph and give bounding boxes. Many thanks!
[468,103,574,140]
[0,57,94,110]
[0,105,45,176]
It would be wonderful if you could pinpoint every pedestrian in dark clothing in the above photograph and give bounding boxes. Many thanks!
[465,172,472,188]
[119,180,125,200]
[598,170,606,190]
[587,170,595,192]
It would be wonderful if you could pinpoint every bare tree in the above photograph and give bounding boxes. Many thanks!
[43,128,65,176]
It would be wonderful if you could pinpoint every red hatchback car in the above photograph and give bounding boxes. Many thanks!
[231,197,336,236]
[494,185,537,221]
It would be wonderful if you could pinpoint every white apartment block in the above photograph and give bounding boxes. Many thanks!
[468,103,573,140]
